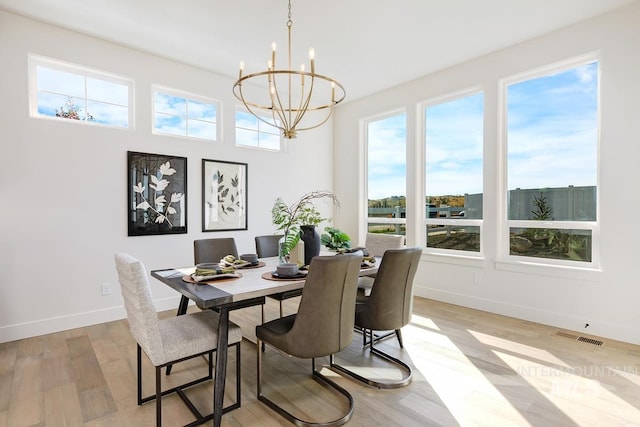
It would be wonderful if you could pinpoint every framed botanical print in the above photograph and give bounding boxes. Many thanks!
[202,159,248,231]
[128,151,187,236]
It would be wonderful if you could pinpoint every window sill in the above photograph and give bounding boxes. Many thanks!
[495,259,602,281]
[421,251,485,268]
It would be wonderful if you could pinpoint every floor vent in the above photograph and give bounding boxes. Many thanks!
[577,336,604,346]
[554,331,604,346]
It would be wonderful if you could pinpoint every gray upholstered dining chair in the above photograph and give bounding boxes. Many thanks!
[331,247,422,389]
[194,237,238,264]
[255,234,303,321]
[114,252,242,426]
[254,234,282,259]
[256,253,363,427]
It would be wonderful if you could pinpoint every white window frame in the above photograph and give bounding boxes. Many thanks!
[28,54,133,129]
[152,85,221,142]
[420,88,485,259]
[234,106,283,151]
[497,54,601,272]
[364,109,408,236]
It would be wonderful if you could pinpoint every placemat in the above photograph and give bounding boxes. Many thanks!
[261,271,307,281]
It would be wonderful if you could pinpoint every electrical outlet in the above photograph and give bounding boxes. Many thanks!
[101,283,112,296]
[473,273,482,286]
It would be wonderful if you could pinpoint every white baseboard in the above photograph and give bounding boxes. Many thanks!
[413,284,640,346]
[0,296,184,344]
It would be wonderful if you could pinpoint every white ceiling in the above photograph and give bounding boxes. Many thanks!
[1,0,636,102]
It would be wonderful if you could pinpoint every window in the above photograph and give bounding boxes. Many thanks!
[29,55,132,128]
[424,91,484,254]
[153,87,220,141]
[504,59,599,265]
[235,109,281,150]
[366,112,407,235]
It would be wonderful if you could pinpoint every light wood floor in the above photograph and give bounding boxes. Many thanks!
[2,296,640,426]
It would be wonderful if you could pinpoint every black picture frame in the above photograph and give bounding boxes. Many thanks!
[127,151,187,236]
[202,159,248,232]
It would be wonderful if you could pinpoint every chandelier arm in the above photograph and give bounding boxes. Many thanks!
[290,73,315,130]
[295,106,335,132]
[268,72,291,132]
[235,81,281,130]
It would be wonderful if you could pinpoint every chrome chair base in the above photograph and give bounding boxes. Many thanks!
[356,326,403,348]
[257,339,354,427]
[331,330,412,389]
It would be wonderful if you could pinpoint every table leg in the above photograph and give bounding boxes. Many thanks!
[213,306,229,427]
[177,295,189,315]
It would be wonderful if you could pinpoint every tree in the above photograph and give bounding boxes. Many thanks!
[56,97,94,121]
[531,193,553,220]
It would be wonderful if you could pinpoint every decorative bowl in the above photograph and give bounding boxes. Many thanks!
[196,263,220,270]
[276,263,299,277]
[240,253,259,264]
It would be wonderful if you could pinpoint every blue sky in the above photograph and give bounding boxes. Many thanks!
[36,65,129,126]
[367,61,598,200]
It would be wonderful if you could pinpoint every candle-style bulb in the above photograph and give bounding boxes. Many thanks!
[309,48,315,73]
[271,42,276,68]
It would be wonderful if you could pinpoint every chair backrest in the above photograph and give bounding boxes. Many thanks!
[194,238,238,264]
[286,254,362,359]
[356,247,422,331]
[255,234,283,258]
[114,253,164,361]
[365,233,404,257]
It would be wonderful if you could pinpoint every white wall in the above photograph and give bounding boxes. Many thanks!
[334,3,640,344]
[0,10,335,342]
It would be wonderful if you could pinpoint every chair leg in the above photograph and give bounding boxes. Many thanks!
[362,329,399,347]
[395,329,404,348]
[137,344,143,405]
[137,344,241,426]
[155,365,162,426]
[261,305,266,352]
[257,340,354,427]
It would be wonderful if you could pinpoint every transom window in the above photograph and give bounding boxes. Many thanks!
[152,87,220,141]
[29,55,132,128]
[235,109,281,150]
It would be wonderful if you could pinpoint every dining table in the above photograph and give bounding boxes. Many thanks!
[150,255,379,427]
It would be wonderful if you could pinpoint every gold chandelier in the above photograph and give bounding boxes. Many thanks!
[232,0,345,139]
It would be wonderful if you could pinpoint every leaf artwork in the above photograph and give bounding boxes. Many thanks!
[132,161,183,229]
[214,169,241,217]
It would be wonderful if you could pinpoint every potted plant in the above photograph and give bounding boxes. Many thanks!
[321,227,352,252]
[272,190,339,263]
